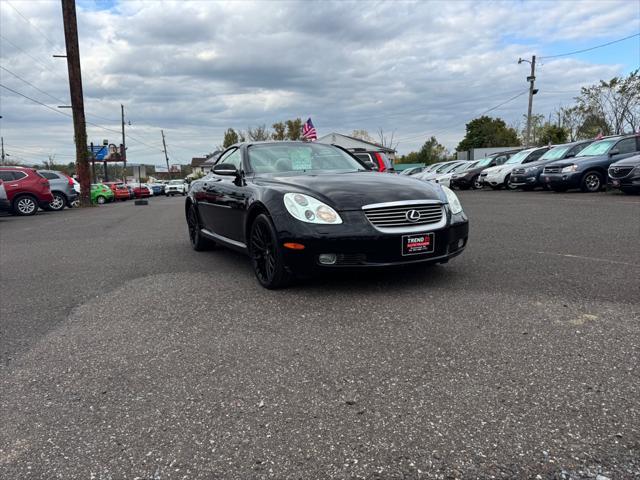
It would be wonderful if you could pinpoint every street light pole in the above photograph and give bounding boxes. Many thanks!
[519,55,537,147]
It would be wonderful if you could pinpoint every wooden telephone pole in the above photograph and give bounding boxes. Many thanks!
[161,130,172,179]
[61,0,90,206]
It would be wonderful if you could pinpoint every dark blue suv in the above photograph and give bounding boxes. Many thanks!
[540,135,640,192]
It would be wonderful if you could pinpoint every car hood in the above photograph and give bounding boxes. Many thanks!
[546,154,608,168]
[482,165,505,174]
[254,171,444,210]
[610,154,640,167]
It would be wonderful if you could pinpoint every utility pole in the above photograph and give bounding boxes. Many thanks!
[518,55,537,147]
[161,129,171,179]
[121,104,127,184]
[1,137,5,161]
[61,0,90,206]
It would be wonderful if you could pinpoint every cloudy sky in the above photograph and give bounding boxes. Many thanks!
[0,0,639,167]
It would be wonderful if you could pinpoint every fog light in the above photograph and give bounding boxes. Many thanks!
[318,253,337,265]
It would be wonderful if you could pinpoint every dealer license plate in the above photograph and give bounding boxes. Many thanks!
[612,179,620,186]
[402,233,434,256]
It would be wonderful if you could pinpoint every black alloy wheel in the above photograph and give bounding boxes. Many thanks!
[581,171,603,193]
[250,214,290,289]
[187,204,213,251]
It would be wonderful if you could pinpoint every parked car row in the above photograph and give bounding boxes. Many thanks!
[405,134,640,195]
[0,165,190,216]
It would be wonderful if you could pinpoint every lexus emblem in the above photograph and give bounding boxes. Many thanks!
[406,209,421,222]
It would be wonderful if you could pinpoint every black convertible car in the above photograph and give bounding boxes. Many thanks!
[185,142,469,288]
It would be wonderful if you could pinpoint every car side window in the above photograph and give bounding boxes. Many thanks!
[216,148,238,165]
[354,153,372,163]
[496,156,507,165]
[0,171,14,181]
[567,144,584,157]
[525,150,545,163]
[41,172,59,180]
[12,171,27,180]
[614,138,636,155]
[220,149,242,170]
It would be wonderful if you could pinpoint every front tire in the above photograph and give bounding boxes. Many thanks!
[581,171,603,193]
[46,192,66,211]
[505,174,518,190]
[472,175,482,189]
[249,214,291,289]
[13,195,38,216]
[187,204,214,251]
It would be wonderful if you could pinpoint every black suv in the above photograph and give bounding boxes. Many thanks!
[608,154,640,194]
[510,140,592,190]
[541,135,640,192]
[450,150,516,190]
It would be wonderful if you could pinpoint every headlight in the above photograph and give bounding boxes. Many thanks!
[441,185,463,215]
[283,193,342,224]
[561,164,578,173]
[525,166,539,173]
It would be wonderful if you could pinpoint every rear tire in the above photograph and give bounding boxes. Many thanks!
[96,195,106,204]
[580,171,603,193]
[46,192,66,211]
[249,214,291,289]
[187,204,214,251]
[12,195,38,216]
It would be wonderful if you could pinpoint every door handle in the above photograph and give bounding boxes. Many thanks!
[10,184,18,187]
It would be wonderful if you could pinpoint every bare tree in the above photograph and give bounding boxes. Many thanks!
[377,128,398,150]
[351,129,374,142]
[247,125,270,141]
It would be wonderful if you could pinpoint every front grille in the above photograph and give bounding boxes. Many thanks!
[543,166,561,174]
[363,203,443,228]
[336,253,366,265]
[608,166,633,179]
[512,168,525,175]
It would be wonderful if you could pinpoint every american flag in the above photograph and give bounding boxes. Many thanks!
[302,118,317,141]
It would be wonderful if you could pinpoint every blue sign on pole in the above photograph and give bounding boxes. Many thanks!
[89,145,108,160]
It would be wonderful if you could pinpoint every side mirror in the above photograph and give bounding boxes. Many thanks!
[608,149,620,157]
[566,153,575,158]
[213,163,239,176]
[364,160,379,171]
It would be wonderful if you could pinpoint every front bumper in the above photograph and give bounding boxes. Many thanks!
[484,172,507,186]
[608,171,640,192]
[509,173,538,187]
[539,172,582,189]
[276,210,469,273]
[450,176,473,188]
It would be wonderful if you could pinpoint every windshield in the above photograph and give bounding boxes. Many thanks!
[505,150,531,165]
[576,139,617,157]
[248,143,364,174]
[452,162,474,173]
[539,145,571,161]
[475,157,495,168]
[169,180,183,185]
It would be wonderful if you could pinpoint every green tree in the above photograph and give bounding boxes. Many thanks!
[456,116,521,151]
[272,122,286,140]
[247,124,270,141]
[538,124,568,146]
[223,128,239,148]
[285,118,303,140]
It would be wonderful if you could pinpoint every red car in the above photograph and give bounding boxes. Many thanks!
[131,184,151,198]
[103,181,131,201]
[0,166,54,216]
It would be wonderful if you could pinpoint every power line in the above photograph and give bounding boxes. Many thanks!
[3,1,63,51]
[0,34,59,75]
[540,32,640,59]
[0,82,165,153]
[393,90,528,143]
[0,65,67,104]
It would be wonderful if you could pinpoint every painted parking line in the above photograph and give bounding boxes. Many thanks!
[536,251,640,268]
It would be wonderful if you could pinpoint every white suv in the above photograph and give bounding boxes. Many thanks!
[481,147,549,189]
[165,179,187,196]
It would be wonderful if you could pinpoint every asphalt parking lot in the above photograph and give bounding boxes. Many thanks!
[1,191,639,479]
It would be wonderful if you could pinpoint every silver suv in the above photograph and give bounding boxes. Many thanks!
[37,170,78,211]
